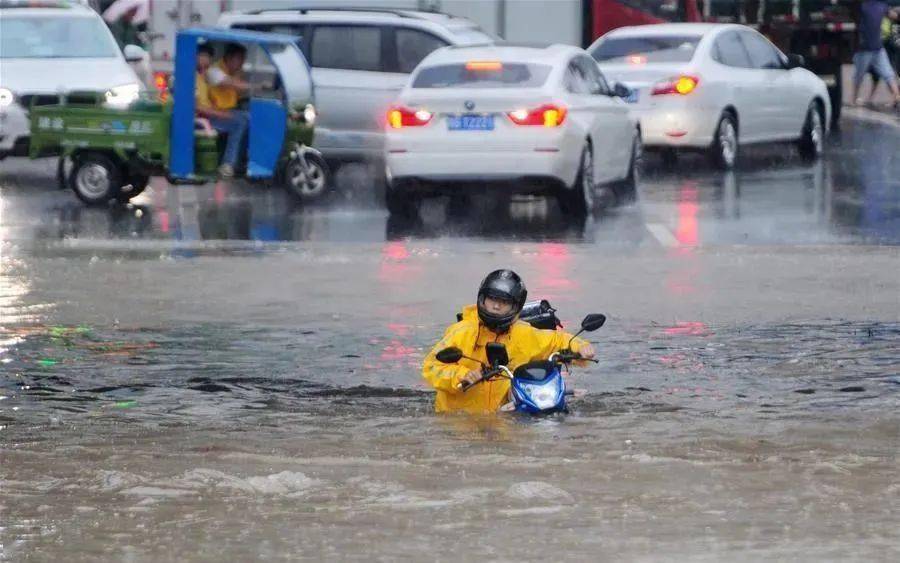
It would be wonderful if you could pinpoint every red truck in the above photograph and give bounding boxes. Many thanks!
[586,0,859,126]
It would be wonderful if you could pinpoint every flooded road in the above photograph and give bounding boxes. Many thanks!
[2,117,899,561]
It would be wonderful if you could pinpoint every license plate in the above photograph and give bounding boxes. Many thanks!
[625,90,640,104]
[447,114,494,131]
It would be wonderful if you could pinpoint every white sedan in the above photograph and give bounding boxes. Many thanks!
[384,44,641,216]
[588,23,831,169]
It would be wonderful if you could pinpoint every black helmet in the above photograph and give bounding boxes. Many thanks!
[477,269,527,332]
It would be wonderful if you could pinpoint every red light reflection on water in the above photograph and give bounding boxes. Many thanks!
[531,242,577,302]
[675,184,699,247]
[663,321,709,337]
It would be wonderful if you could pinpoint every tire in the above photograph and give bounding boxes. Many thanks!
[385,180,419,217]
[557,144,594,217]
[797,102,825,162]
[614,132,642,204]
[708,113,739,170]
[283,151,330,202]
[69,152,123,206]
[117,173,150,202]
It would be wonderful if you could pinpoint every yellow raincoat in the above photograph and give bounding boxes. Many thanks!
[422,305,592,414]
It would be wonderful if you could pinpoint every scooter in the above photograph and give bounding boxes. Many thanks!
[434,313,606,415]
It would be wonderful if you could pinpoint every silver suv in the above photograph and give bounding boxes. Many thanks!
[218,7,493,167]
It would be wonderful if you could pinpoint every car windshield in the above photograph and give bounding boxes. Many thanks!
[591,35,701,63]
[0,15,120,58]
[412,62,552,89]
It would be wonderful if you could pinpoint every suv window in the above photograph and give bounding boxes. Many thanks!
[739,32,783,70]
[310,25,382,71]
[713,31,752,68]
[395,28,447,73]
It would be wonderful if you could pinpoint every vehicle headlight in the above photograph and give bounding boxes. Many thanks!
[523,380,561,410]
[0,87,14,108]
[303,104,317,125]
[105,83,140,107]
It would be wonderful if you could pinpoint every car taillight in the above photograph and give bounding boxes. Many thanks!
[651,75,700,96]
[387,106,433,129]
[507,104,567,127]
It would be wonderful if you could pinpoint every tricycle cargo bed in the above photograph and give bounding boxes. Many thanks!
[29,102,170,163]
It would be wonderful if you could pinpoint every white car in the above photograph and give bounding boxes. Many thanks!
[0,0,144,159]
[218,7,494,167]
[384,44,641,217]
[588,23,831,168]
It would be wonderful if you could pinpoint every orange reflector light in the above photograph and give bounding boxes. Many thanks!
[465,61,503,71]
[674,76,698,95]
[651,75,700,96]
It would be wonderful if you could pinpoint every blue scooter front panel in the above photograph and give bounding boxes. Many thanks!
[510,367,566,414]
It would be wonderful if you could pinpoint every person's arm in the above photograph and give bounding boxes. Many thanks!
[208,66,251,93]
[422,324,478,393]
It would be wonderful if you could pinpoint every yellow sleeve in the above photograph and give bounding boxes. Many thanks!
[421,323,473,393]
[530,326,591,362]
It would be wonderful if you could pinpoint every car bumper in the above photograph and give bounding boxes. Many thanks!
[630,100,719,148]
[386,149,579,193]
[0,103,30,155]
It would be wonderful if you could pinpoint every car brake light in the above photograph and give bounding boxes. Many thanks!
[466,61,503,71]
[387,106,433,129]
[507,104,567,127]
[651,75,700,96]
[628,55,647,65]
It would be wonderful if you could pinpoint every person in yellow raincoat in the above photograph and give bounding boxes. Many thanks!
[422,269,595,414]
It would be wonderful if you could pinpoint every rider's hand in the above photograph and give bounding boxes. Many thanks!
[458,370,481,389]
[576,342,596,360]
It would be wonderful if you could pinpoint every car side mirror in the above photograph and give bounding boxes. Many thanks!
[613,82,632,98]
[485,342,509,368]
[123,44,147,63]
[784,54,805,70]
[435,347,463,364]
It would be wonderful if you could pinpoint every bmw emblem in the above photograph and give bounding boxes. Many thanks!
[464,100,475,111]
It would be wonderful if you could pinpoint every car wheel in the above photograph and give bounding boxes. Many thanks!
[797,102,824,162]
[385,180,420,217]
[558,144,594,217]
[709,113,739,170]
[69,152,123,206]
[284,152,330,201]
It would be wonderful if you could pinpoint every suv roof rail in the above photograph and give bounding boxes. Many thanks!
[241,5,458,20]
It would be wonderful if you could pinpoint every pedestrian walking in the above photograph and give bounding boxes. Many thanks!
[852,1,900,109]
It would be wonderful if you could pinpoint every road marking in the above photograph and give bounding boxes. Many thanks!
[646,223,679,248]
[842,107,900,129]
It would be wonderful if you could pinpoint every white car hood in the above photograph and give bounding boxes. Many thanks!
[1,58,139,94]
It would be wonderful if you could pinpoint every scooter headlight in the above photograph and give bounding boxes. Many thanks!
[105,83,140,107]
[522,379,561,410]
[303,104,317,125]
[0,88,14,108]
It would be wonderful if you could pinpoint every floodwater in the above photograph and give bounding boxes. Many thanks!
[1,118,899,561]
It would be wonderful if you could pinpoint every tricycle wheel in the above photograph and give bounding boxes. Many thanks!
[117,173,150,202]
[284,152,330,201]
[69,152,122,206]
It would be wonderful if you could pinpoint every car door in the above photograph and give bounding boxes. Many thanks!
[578,57,634,181]
[739,30,807,139]
[306,24,395,160]
[711,30,767,142]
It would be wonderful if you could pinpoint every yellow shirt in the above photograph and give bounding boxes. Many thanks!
[195,71,212,110]
[208,60,240,110]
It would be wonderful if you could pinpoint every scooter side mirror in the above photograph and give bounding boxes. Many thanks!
[435,347,463,364]
[486,342,509,368]
[581,314,606,332]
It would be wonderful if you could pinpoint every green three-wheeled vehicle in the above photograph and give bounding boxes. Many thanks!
[27,27,329,205]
